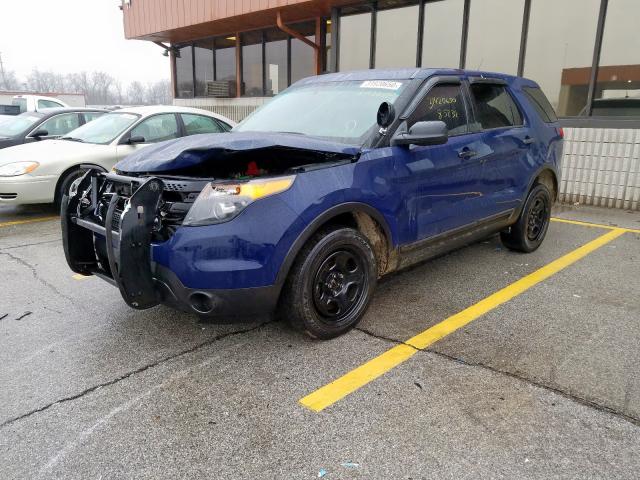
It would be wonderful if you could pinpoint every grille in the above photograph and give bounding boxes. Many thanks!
[164,182,189,192]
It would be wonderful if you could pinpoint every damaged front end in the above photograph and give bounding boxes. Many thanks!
[62,170,209,309]
[62,134,360,316]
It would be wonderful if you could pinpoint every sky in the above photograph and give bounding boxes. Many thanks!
[0,0,169,87]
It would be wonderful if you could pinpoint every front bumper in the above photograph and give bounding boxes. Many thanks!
[0,175,57,203]
[62,170,280,318]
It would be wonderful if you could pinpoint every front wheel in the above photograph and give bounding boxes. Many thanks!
[501,183,552,253]
[54,168,84,210]
[279,227,377,340]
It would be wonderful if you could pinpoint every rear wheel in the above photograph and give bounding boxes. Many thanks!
[500,183,551,253]
[54,168,84,210]
[279,227,377,339]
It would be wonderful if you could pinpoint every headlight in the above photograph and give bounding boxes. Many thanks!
[0,161,39,177]
[183,175,295,226]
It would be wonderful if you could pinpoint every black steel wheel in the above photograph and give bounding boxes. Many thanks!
[279,226,377,339]
[501,183,552,253]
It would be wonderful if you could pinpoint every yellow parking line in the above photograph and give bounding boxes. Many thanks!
[551,217,640,234]
[72,274,91,280]
[0,216,59,228]
[300,228,627,412]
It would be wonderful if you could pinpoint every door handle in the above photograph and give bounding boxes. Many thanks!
[458,149,477,159]
[523,136,535,145]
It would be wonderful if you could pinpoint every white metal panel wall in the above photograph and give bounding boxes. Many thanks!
[561,128,640,211]
[173,97,265,123]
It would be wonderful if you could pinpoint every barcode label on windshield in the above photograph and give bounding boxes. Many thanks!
[360,81,402,90]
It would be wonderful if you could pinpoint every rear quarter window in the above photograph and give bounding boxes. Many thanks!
[523,86,558,123]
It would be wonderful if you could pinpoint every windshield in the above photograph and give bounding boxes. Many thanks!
[234,80,409,145]
[64,112,140,144]
[12,98,27,113]
[0,113,43,137]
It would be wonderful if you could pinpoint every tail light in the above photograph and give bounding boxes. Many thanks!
[558,127,564,139]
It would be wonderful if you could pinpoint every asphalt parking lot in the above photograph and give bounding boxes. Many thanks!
[1,203,639,479]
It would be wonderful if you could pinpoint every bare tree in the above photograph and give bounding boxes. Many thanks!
[26,69,66,93]
[145,79,172,105]
[126,81,146,105]
[0,69,21,91]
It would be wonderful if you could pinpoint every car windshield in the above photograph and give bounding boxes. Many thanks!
[63,112,140,144]
[0,113,43,137]
[234,80,409,145]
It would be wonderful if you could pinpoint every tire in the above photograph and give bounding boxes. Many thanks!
[279,227,377,340]
[54,168,84,210]
[500,183,552,253]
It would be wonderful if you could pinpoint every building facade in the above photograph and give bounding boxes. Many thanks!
[121,0,640,210]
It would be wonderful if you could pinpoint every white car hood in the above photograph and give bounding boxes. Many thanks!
[0,140,115,175]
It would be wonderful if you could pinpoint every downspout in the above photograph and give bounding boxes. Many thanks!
[276,10,321,75]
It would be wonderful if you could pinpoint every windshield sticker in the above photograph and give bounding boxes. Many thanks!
[360,80,402,91]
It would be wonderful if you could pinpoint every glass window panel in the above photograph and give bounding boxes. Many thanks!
[242,31,264,97]
[594,0,640,117]
[265,29,288,95]
[131,113,179,143]
[524,0,599,117]
[194,40,214,97]
[215,36,237,98]
[422,0,464,68]
[175,45,194,98]
[466,0,524,74]
[411,84,469,135]
[338,12,372,71]
[291,22,316,84]
[469,84,523,129]
[375,5,419,68]
[181,114,224,135]
[40,113,80,136]
[83,112,104,123]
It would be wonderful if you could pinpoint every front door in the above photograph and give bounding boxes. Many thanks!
[392,81,487,243]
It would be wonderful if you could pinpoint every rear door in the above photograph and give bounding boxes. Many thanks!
[467,80,533,217]
[392,79,487,242]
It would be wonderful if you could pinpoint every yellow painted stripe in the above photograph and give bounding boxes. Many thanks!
[551,217,640,234]
[72,273,91,280]
[0,216,58,228]
[300,228,626,412]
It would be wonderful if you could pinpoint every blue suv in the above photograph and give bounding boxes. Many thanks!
[62,69,563,339]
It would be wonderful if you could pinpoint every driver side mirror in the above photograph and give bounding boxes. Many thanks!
[391,121,448,147]
[128,135,146,144]
[31,129,49,139]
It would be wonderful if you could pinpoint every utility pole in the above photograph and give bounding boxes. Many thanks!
[0,52,6,89]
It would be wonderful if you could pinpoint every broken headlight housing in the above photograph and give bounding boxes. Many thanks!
[183,175,295,226]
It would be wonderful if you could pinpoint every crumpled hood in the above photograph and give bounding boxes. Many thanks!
[115,132,361,173]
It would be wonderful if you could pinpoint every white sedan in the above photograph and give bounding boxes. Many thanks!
[0,106,235,206]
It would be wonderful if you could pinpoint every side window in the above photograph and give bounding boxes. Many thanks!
[38,99,64,109]
[522,86,558,123]
[411,84,469,136]
[38,113,81,136]
[469,84,523,130]
[83,112,104,123]
[130,114,179,143]
[181,114,224,135]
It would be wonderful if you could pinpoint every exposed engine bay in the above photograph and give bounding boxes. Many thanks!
[73,146,358,245]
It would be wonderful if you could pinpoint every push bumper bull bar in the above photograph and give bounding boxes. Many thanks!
[62,170,164,309]
[62,169,281,318]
